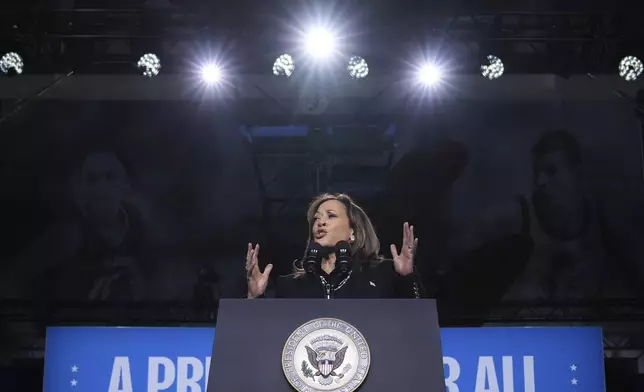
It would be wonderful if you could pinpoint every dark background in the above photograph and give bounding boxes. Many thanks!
[1,99,643,304]
[2,97,644,389]
[2,0,644,389]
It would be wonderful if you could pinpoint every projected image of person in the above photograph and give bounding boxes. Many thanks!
[1,150,147,301]
[66,151,146,301]
[459,130,607,301]
[509,130,606,300]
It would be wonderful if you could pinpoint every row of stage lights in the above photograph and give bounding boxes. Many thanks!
[1,27,644,84]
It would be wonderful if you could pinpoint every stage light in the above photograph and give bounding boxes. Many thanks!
[273,54,295,77]
[305,28,335,59]
[481,55,504,80]
[0,52,24,75]
[619,56,643,82]
[418,64,441,86]
[347,56,369,79]
[201,64,223,84]
[137,53,161,77]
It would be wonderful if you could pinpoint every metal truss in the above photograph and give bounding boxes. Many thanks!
[604,333,642,351]
[2,6,644,74]
[246,124,397,233]
[3,298,644,359]
[0,300,219,324]
[438,12,644,74]
[3,298,644,324]
[487,299,644,323]
[478,300,644,352]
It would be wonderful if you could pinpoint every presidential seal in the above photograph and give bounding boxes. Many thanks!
[282,318,371,392]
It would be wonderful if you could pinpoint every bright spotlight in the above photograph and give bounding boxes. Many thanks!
[273,54,295,77]
[201,64,223,84]
[0,52,24,75]
[305,28,335,59]
[481,55,504,80]
[619,56,643,82]
[347,56,369,79]
[418,64,441,86]
[137,53,161,77]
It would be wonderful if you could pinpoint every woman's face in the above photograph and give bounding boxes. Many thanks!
[311,199,354,248]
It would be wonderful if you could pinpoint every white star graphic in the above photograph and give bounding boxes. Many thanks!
[71,365,79,373]
[70,379,78,387]
[570,364,577,372]
[571,378,578,385]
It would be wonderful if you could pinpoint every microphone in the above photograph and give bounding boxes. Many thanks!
[335,241,352,274]
[304,242,324,275]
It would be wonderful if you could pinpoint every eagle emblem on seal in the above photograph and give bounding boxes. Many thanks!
[282,318,370,392]
[303,335,352,385]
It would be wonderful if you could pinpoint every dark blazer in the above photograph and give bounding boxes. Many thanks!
[272,260,424,299]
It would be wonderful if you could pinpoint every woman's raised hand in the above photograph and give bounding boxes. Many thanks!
[390,222,418,276]
[246,243,273,299]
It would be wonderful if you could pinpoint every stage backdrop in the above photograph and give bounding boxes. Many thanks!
[0,99,644,304]
[43,326,606,392]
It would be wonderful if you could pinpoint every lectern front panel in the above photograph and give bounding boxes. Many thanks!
[207,299,445,392]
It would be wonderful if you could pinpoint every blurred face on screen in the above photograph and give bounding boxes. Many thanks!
[75,152,130,222]
[532,149,584,228]
[312,199,354,248]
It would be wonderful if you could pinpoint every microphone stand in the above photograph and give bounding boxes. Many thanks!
[586,73,644,183]
[0,71,74,126]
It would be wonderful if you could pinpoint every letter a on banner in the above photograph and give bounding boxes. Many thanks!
[475,356,500,392]
[108,357,133,392]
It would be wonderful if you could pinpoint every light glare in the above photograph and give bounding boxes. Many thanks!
[305,28,335,59]
[202,64,222,84]
[418,64,441,86]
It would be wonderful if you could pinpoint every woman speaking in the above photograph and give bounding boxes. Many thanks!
[245,193,423,299]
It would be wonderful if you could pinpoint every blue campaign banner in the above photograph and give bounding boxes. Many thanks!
[44,326,605,392]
